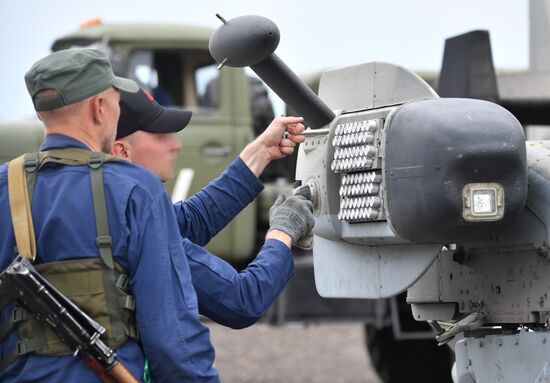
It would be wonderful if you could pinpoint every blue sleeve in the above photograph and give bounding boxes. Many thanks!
[173,157,263,245]
[185,238,294,329]
[126,188,219,382]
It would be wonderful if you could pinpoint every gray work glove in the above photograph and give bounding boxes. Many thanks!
[291,185,314,250]
[268,195,315,246]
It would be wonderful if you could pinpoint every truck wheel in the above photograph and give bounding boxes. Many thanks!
[365,324,453,383]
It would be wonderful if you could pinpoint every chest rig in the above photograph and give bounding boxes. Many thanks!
[0,148,138,371]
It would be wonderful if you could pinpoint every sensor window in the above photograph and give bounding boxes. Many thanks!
[472,189,496,215]
[462,183,504,222]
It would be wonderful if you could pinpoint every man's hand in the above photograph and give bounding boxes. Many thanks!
[267,194,314,249]
[259,116,305,161]
[240,116,305,177]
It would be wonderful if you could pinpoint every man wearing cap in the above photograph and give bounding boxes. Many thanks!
[0,48,313,382]
[112,89,312,329]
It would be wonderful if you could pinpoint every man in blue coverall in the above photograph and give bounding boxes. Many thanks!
[0,48,314,382]
[111,88,305,328]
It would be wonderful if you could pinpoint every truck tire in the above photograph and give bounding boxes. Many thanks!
[365,324,453,383]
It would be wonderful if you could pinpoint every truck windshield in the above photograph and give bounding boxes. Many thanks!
[53,38,102,50]
[126,49,219,110]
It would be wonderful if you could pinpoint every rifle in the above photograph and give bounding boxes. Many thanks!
[0,256,139,383]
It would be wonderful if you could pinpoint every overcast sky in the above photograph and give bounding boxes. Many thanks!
[0,0,529,120]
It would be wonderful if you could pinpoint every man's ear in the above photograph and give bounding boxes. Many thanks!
[91,94,105,125]
[111,140,131,160]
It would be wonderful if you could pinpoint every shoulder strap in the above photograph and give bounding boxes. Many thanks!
[85,152,126,340]
[88,152,114,270]
[39,148,120,165]
[7,155,36,261]
[7,149,122,263]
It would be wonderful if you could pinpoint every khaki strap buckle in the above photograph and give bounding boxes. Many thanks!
[88,153,104,169]
[10,307,31,324]
[116,274,129,290]
[96,236,113,248]
[23,153,39,173]
[120,295,136,311]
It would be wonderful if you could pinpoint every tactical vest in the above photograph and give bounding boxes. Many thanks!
[0,148,138,371]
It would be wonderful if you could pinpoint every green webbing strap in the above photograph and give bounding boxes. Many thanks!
[88,153,114,270]
[0,306,32,344]
[10,306,32,324]
[41,148,119,164]
[22,148,121,270]
[118,295,136,311]
[87,152,125,342]
[23,148,114,204]
[126,325,138,339]
[22,149,120,222]
[116,273,129,290]
[23,152,39,204]
[0,305,34,342]
[24,148,120,173]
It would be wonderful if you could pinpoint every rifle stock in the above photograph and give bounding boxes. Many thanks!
[83,356,139,383]
[109,362,140,383]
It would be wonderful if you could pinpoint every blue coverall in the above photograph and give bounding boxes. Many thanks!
[175,157,294,328]
[0,134,293,382]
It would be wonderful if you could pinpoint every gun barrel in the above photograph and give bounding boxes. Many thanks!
[209,15,336,129]
[251,54,335,129]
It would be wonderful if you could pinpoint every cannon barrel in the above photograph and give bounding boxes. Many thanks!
[209,14,335,129]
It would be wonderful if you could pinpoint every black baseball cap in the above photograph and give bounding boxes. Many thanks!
[117,88,192,139]
[25,48,138,111]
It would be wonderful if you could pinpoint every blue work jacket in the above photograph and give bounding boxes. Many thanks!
[175,159,294,328]
[0,134,293,382]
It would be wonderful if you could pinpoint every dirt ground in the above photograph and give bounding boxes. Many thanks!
[208,321,382,383]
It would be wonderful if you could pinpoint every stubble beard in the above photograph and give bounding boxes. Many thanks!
[100,133,115,154]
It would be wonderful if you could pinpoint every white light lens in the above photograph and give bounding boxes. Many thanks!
[472,190,496,215]
[462,183,504,222]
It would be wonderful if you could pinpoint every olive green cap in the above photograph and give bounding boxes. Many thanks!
[25,48,139,111]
